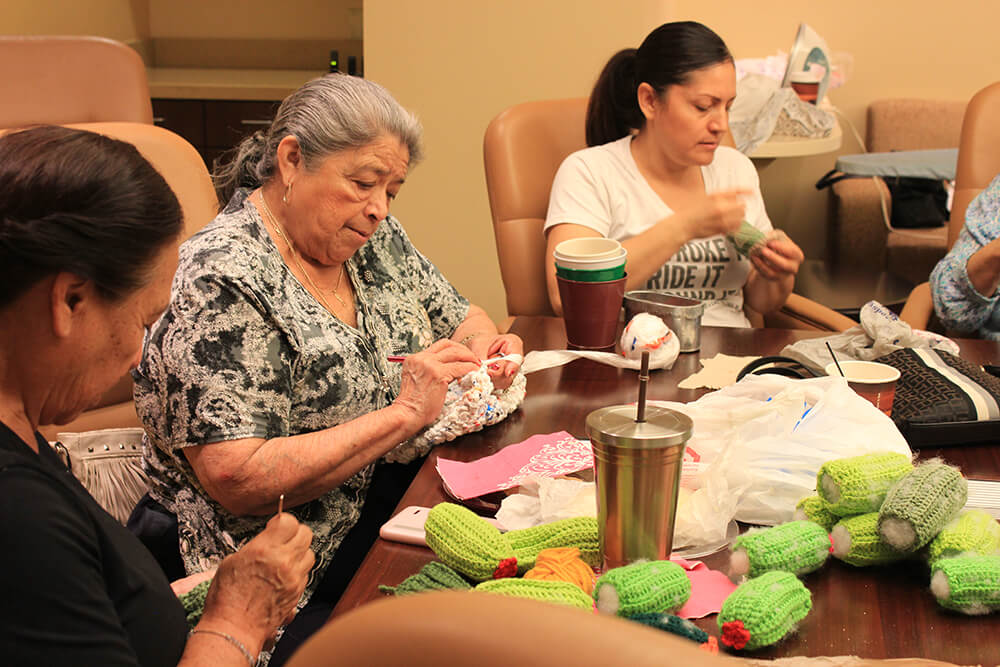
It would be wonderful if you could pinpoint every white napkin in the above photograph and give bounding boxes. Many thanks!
[677,353,760,390]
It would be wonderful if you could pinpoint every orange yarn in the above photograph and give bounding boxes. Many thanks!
[523,547,597,594]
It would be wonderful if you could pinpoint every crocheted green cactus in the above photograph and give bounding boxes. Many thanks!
[877,460,968,553]
[718,571,812,651]
[728,220,767,258]
[423,503,517,581]
[505,516,600,572]
[179,579,212,628]
[592,560,690,617]
[729,521,831,579]
[930,554,1000,615]
[474,577,594,610]
[378,561,471,596]
[830,512,907,567]
[927,510,1000,565]
[627,612,708,644]
[817,452,913,516]
[793,495,840,532]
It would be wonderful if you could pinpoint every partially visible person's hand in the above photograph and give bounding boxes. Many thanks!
[171,567,217,597]
[751,231,804,281]
[678,189,749,240]
[394,339,482,427]
[481,333,524,390]
[197,512,314,650]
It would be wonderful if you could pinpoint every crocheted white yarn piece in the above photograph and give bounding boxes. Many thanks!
[384,365,527,464]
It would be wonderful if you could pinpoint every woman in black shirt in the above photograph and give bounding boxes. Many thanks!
[0,126,314,667]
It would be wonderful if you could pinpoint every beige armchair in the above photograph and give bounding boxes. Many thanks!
[827,99,965,285]
[484,98,854,332]
[0,36,153,127]
[25,122,219,440]
[899,81,1000,331]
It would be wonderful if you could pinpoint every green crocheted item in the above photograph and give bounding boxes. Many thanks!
[927,510,1000,565]
[474,577,594,610]
[179,579,211,629]
[930,554,1000,615]
[730,521,831,579]
[877,460,968,553]
[505,516,600,572]
[423,503,517,582]
[830,512,907,567]
[793,495,840,532]
[378,561,472,596]
[817,452,913,516]
[592,560,691,617]
[718,571,812,651]
[627,612,708,644]
[728,220,767,258]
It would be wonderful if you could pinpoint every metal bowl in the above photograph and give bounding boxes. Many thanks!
[623,291,705,352]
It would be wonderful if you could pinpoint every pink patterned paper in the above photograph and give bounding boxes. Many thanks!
[435,431,593,500]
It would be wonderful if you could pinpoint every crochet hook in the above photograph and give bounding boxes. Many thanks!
[277,493,284,516]
[387,353,524,367]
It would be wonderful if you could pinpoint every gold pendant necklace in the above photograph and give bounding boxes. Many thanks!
[257,190,348,311]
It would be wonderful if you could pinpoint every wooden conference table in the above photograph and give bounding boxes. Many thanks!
[331,317,1000,663]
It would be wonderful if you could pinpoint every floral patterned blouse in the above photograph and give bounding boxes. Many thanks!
[133,189,470,603]
[931,174,1000,340]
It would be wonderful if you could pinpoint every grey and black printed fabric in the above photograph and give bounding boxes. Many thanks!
[875,347,1000,448]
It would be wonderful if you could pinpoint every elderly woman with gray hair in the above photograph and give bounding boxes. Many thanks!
[132,74,522,662]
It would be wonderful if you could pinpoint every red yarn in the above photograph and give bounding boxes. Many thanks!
[720,620,751,650]
[493,557,517,579]
[828,533,835,554]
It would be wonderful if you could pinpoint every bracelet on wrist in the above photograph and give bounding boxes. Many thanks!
[189,629,257,667]
[459,331,490,347]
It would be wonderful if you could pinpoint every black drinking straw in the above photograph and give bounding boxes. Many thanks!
[826,342,845,376]
[636,351,650,423]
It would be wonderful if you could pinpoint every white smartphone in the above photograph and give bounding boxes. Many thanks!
[379,506,506,546]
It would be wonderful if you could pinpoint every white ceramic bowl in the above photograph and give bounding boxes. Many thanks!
[554,237,623,260]
[554,246,627,271]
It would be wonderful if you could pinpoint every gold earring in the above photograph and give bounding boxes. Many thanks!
[283,181,293,204]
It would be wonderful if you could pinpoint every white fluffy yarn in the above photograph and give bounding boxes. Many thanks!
[619,313,680,368]
[384,364,527,464]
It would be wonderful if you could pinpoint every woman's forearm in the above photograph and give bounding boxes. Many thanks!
[451,304,500,355]
[966,238,1000,298]
[743,269,794,315]
[186,402,422,516]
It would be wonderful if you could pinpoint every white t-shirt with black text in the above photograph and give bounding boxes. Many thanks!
[545,136,772,327]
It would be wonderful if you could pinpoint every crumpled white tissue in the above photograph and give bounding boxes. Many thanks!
[495,476,596,530]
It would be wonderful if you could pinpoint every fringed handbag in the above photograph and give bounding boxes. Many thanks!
[51,427,149,524]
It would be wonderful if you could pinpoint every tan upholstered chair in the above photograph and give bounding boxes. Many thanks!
[0,36,153,128]
[286,591,734,667]
[26,122,218,440]
[899,82,1000,332]
[827,99,965,285]
[483,98,855,331]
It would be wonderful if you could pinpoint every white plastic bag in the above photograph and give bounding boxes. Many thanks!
[729,73,835,155]
[652,373,910,536]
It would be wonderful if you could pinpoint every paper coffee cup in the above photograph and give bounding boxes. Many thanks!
[826,360,900,416]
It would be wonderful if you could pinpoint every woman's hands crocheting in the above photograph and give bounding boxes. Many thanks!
[749,230,803,282]
[481,333,524,391]
[394,339,482,429]
[193,512,315,657]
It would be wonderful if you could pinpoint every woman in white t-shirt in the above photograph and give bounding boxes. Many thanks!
[544,21,803,327]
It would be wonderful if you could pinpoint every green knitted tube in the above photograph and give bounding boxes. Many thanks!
[592,560,690,617]
[505,516,600,572]
[930,554,1000,615]
[817,452,913,516]
[718,571,812,651]
[423,503,517,582]
[627,613,708,644]
[378,561,472,596]
[728,220,766,258]
[877,461,968,553]
[474,578,594,610]
[927,510,1000,565]
[179,579,211,628]
[793,495,840,532]
[729,521,831,579]
[830,513,907,567]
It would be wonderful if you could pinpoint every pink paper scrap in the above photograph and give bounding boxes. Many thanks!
[672,558,737,619]
[435,431,593,500]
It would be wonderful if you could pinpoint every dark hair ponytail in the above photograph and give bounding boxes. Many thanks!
[585,21,733,146]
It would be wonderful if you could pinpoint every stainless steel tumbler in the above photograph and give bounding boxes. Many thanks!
[586,404,693,570]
